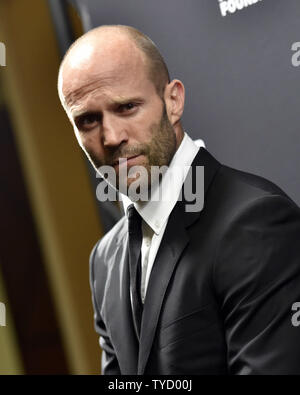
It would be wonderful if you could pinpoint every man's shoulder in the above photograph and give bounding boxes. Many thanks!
[211,160,298,212]
[89,214,127,267]
[212,165,300,307]
[200,152,300,235]
[194,148,296,209]
[221,164,289,197]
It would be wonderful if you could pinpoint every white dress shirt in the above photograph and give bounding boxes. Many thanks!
[122,133,205,303]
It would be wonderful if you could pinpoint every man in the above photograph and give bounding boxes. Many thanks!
[58,25,300,375]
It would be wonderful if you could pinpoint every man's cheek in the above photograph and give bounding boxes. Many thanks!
[84,146,104,168]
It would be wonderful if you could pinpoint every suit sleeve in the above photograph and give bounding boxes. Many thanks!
[89,241,121,375]
[214,194,300,374]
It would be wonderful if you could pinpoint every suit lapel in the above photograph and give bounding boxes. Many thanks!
[137,147,221,374]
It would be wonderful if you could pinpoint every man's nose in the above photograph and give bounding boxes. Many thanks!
[102,114,128,147]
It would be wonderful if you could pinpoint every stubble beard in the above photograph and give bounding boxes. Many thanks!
[86,102,177,197]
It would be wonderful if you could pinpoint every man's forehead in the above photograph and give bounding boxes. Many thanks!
[63,73,116,106]
[69,92,145,118]
[63,63,151,110]
[61,42,148,104]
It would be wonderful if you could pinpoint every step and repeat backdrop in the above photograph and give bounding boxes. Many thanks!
[71,0,300,205]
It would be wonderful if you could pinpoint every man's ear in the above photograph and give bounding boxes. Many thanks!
[164,79,185,126]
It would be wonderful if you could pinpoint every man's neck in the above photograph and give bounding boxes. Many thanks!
[174,124,184,151]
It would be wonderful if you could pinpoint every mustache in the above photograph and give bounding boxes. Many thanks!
[109,145,148,166]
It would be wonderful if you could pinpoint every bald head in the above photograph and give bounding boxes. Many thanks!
[57,24,185,195]
[58,25,170,105]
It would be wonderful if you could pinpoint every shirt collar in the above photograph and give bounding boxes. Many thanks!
[122,132,204,234]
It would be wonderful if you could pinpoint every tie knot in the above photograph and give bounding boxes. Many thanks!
[127,204,142,235]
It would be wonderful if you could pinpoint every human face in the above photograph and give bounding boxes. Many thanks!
[63,48,177,193]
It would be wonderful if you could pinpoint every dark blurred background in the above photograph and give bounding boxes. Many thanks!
[0,0,299,374]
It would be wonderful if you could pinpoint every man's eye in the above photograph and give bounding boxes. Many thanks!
[118,103,137,113]
[76,113,101,130]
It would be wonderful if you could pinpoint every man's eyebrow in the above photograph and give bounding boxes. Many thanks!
[109,96,144,106]
[64,79,98,107]
[71,108,92,120]
[70,96,145,119]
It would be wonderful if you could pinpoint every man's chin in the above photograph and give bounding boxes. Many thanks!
[116,177,150,201]
[95,164,163,202]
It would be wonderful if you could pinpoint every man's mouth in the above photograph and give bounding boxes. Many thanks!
[113,155,142,168]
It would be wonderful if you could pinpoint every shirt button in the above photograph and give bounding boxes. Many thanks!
[154,220,160,228]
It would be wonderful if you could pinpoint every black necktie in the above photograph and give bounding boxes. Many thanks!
[127,204,143,340]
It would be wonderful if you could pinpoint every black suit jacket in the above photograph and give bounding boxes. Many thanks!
[89,148,300,375]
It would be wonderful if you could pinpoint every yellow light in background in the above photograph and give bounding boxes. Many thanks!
[0,0,103,374]
[0,270,24,375]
